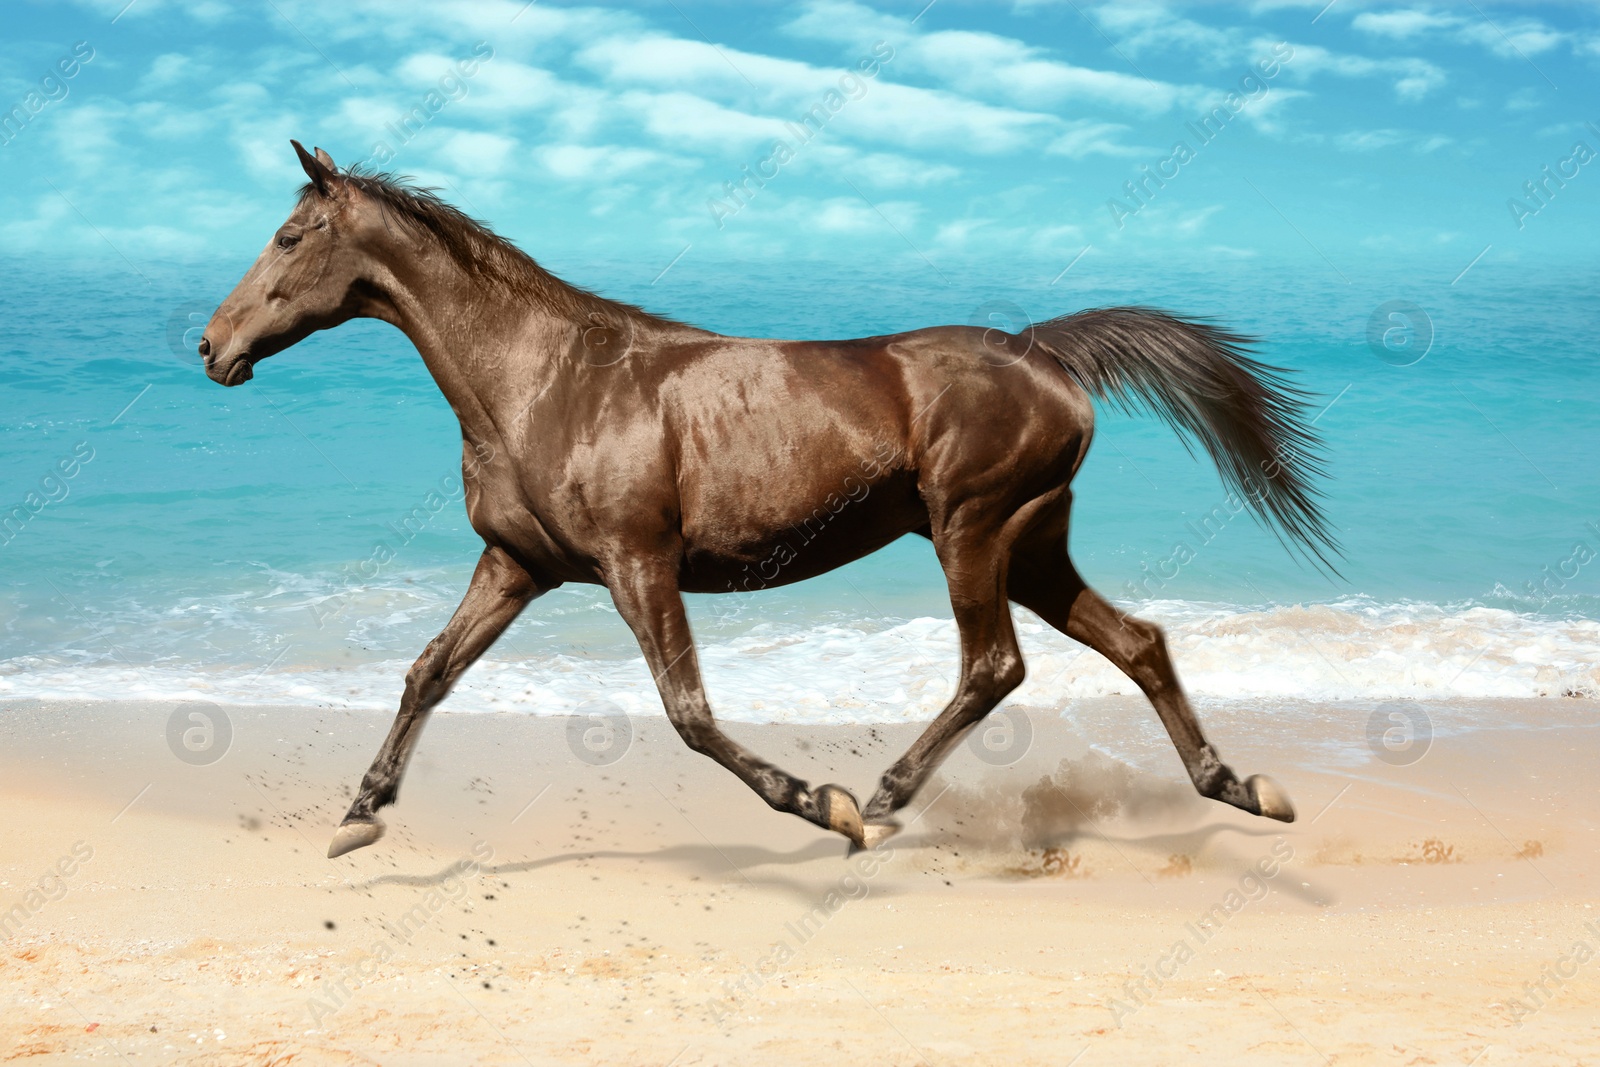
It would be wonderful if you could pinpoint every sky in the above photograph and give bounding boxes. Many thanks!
[3,0,1599,287]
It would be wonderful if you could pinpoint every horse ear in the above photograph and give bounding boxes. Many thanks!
[292,139,334,196]
[314,146,336,171]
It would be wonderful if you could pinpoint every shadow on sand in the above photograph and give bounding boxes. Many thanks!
[353,818,1335,907]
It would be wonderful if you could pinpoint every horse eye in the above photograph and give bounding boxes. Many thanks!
[277,233,301,251]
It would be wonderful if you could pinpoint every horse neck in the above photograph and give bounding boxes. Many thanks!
[368,244,574,442]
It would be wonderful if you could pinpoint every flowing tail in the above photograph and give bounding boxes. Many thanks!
[1027,306,1340,569]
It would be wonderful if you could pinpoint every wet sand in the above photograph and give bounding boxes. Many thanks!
[1,697,1597,1065]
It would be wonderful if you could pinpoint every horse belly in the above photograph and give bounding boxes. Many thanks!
[677,467,923,594]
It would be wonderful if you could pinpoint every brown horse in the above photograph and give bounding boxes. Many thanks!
[202,143,1335,859]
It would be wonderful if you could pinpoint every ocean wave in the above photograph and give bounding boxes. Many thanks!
[1,598,1594,717]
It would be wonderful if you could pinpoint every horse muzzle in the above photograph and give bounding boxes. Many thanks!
[200,336,255,387]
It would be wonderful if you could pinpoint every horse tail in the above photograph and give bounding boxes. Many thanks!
[1027,305,1340,570]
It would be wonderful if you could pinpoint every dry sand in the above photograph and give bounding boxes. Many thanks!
[1,695,1597,1065]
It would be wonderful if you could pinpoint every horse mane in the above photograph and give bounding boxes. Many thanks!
[298,168,681,329]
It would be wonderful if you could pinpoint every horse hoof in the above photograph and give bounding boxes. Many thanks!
[847,819,901,856]
[816,784,865,848]
[1246,775,1296,823]
[327,817,385,858]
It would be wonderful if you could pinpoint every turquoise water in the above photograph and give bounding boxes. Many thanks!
[2,251,1597,714]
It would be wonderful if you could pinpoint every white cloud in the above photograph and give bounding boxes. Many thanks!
[786,0,1189,114]
[537,143,672,181]
[1033,223,1086,249]
[253,0,643,53]
[0,194,74,250]
[1333,128,1453,153]
[578,29,1064,157]
[1105,202,1224,241]
[615,90,790,150]
[1173,204,1222,235]
[578,36,804,101]
[68,0,234,21]
[1504,87,1544,112]
[1283,42,1447,100]
[849,152,959,187]
[933,217,990,246]
[451,59,569,116]
[1456,18,1566,57]
[1007,3,1457,111]
[433,130,518,175]
[1234,86,1312,134]
[907,29,1182,112]
[792,195,920,233]
[1046,120,1146,159]
[1355,228,1460,250]
[782,0,914,49]
[1353,8,1570,58]
[1335,128,1409,152]
[1351,10,1457,39]
[45,103,129,174]
[230,111,311,187]
[141,54,196,91]
[833,80,1057,154]
[1092,3,1239,64]
[333,96,395,140]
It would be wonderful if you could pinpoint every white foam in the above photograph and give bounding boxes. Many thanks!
[2,597,1594,718]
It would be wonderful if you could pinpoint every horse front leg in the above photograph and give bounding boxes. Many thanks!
[327,546,549,857]
[607,560,869,847]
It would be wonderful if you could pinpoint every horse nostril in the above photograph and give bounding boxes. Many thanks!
[198,336,212,358]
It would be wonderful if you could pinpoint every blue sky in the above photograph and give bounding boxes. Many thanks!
[3,0,1599,282]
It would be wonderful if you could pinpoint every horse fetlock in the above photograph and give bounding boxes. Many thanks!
[1212,777,1254,810]
[785,783,821,823]
[353,779,396,814]
[1190,746,1238,799]
[1202,768,1296,823]
[863,765,914,820]
[749,766,816,820]
[1192,756,1252,810]
[862,795,892,821]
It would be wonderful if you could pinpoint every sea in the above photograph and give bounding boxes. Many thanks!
[3,249,1597,729]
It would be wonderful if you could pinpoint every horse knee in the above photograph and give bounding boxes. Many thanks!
[403,660,448,703]
[402,665,433,697]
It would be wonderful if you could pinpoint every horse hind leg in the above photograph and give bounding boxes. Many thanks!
[1008,536,1295,822]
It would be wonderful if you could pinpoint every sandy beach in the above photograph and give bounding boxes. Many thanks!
[2,696,1596,1065]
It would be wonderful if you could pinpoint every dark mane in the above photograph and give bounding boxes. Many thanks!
[300,168,680,329]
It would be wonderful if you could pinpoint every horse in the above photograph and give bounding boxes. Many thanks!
[201,142,1336,860]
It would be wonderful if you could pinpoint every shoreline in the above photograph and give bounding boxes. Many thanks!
[4,597,1598,714]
